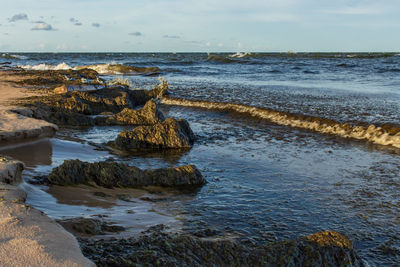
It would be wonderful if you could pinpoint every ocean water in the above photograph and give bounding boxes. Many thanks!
[1,52,400,265]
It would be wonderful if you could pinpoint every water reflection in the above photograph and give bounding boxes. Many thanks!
[0,138,53,168]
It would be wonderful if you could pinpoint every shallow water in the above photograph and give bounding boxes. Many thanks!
[1,53,400,265]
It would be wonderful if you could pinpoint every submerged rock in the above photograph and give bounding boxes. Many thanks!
[111,118,195,151]
[79,228,365,267]
[57,217,125,236]
[95,100,165,126]
[45,159,206,188]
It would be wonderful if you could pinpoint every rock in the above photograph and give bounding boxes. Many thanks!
[0,110,58,143]
[57,217,125,236]
[95,100,165,126]
[79,228,365,267]
[0,156,24,184]
[53,85,68,94]
[111,118,195,151]
[45,159,206,188]
[19,85,170,127]
[17,68,104,87]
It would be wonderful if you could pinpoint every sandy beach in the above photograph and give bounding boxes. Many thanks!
[0,70,94,266]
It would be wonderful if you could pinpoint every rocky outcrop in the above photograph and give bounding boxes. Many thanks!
[95,100,165,126]
[18,84,169,127]
[111,118,195,151]
[80,227,365,267]
[45,159,206,188]
[16,68,104,87]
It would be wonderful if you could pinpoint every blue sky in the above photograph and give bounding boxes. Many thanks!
[0,0,399,52]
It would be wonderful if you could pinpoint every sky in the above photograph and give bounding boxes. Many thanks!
[0,0,399,52]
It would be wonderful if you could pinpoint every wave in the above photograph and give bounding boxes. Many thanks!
[377,68,400,73]
[75,64,160,75]
[229,52,252,58]
[161,96,400,148]
[207,54,235,64]
[1,53,28,60]
[18,63,160,75]
[336,63,357,68]
[19,62,72,70]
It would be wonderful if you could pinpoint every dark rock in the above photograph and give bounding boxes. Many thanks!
[16,69,104,86]
[46,159,206,188]
[95,100,164,126]
[57,217,125,236]
[111,118,195,151]
[17,84,169,127]
[79,229,365,267]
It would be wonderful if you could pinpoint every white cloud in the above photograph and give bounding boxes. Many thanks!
[31,22,56,31]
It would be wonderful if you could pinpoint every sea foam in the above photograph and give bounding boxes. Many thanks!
[161,96,400,149]
[18,63,159,75]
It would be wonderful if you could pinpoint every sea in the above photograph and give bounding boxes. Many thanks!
[1,52,400,266]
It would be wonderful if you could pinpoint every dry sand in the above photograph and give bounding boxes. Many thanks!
[0,71,95,266]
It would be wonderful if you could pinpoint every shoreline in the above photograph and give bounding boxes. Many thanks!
[0,68,367,266]
[0,70,94,266]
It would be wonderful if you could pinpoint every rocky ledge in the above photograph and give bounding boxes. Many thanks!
[42,159,206,188]
[16,76,168,127]
[0,110,58,143]
[79,226,365,267]
[110,117,195,151]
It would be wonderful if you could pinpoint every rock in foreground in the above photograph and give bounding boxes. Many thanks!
[111,118,195,151]
[46,159,206,188]
[80,228,365,267]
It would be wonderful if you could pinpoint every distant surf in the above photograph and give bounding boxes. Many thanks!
[18,63,160,75]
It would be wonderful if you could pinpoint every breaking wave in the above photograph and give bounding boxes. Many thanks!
[18,63,160,75]
[75,64,160,75]
[229,52,252,58]
[1,53,28,60]
[19,62,72,70]
[161,96,400,148]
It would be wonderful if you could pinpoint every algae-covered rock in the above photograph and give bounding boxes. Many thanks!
[95,100,164,126]
[112,118,195,151]
[46,159,206,188]
[57,217,125,236]
[16,68,104,86]
[79,228,365,267]
[18,84,170,127]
